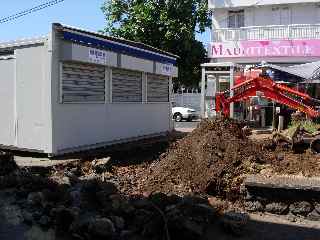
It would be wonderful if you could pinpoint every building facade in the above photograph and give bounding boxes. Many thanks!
[201,0,320,118]
[209,0,320,64]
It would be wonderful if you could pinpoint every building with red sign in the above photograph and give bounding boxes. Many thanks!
[201,0,320,121]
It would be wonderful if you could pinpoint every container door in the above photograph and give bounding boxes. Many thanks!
[15,47,46,151]
[0,58,16,146]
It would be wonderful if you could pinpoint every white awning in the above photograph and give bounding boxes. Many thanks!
[262,61,320,81]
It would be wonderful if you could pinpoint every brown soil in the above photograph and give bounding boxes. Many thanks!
[139,118,271,199]
[123,118,320,200]
[268,148,320,177]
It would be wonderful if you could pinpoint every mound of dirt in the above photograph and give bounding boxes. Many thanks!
[142,118,271,200]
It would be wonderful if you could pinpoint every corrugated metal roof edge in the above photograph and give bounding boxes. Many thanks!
[261,63,305,79]
[0,36,47,50]
[262,61,320,80]
[55,23,179,60]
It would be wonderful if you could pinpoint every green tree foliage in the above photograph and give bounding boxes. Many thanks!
[101,0,211,88]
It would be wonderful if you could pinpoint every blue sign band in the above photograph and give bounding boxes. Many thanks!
[63,31,177,65]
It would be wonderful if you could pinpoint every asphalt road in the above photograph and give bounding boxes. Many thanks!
[174,120,200,132]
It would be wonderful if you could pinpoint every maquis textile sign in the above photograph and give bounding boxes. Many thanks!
[208,40,320,58]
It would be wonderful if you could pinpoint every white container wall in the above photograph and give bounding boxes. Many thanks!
[0,23,178,155]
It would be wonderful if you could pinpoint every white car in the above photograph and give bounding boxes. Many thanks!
[172,106,198,122]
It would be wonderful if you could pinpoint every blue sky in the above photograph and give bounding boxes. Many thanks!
[0,0,210,45]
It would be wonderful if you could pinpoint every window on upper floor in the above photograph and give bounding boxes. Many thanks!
[271,6,291,25]
[228,10,244,28]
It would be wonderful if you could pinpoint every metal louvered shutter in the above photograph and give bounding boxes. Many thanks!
[61,62,105,103]
[112,69,142,102]
[147,74,169,102]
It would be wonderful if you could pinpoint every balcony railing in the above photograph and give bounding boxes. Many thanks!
[213,24,320,42]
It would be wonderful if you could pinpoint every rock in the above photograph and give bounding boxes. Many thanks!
[120,230,136,239]
[41,189,57,202]
[166,194,182,205]
[99,181,118,196]
[88,217,115,238]
[69,189,81,207]
[314,203,320,214]
[307,209,320,221]
[0,152,16,176]
[131,198,152,209]
[32,211,42,221]
[244,191,254,200]
[50,206,78,232]
[22,210,33,225]
[142,216,163,237]
[38,215,50,228]
[289,202,313,216]
[110,215,125,230]
[96,183,119,208]
[149,192,170,209]
[50,175,72,186]
[92,157,112,173]
[166,204,182,221]
[61,176,72,186]
[0,174,18,189]
[181,219,204,237]
[182,195,209,206]
[287,213,297,222]
[276,154,284,161]
[80,179,101,208]
[168,215,204,240]
[109,194,134,214]
[265,202,288,215]
[69,213,92,236]
[245,201,264,212]
[221,211,249,236]
[182,203,218,223]
[132,209,154,227]
[27,192,44,207]
[208,197,225,211]
[42,202,54,216]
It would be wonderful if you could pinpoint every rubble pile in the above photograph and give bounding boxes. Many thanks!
[0,161,249,240]
[142,118,270,199]
[1,118,320,238]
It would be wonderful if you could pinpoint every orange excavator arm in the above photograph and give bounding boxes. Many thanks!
[215,77,320,118]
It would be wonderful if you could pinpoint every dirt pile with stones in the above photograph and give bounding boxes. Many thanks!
[142,118,272,199]
[0,156,249,240]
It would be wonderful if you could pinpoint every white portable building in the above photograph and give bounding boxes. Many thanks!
[0,23,178,155]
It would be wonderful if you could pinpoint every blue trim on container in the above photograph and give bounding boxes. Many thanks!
[63,31,177,65]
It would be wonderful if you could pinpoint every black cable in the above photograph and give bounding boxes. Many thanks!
[0,0,65,24]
